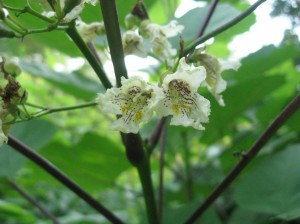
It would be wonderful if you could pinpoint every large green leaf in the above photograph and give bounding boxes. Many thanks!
[178,4,254,43]
[202,74,285,143]
[29,133,130,192]
[19,60,104,100]
[163,201,222,224]
[0,120,57,178]
[234,44,300,81]
[234,144,300,221]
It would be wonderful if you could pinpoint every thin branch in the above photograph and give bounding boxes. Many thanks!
[66,22,112,89]
[147,117,167,154]
[99,0,128,87]
[158,122,167,224]
[196,0,219,38]
[4,102,98,125]
[4,5,56,23]
[87,42,103,66]
[10,181,60,224]
[33,102,98,118]
[184,94,300,224]
[7,136,125,224]
[183,0,267,56]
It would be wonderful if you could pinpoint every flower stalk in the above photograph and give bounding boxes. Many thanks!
[183,0,267,56]
[99,1,159,222]
[99,0,128,87]
[65,21,112,89]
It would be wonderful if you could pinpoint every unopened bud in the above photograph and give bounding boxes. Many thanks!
[3,59,21,77]
[125,14,139,30]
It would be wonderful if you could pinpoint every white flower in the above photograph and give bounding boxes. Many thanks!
[140,20,184,62]
[98,76,164,133]
[194,54,240,106]
[156,58,210,130]
[122,30,147,58]
[76,21,105,42]
[62,0,97,23]
[38,0,97,23]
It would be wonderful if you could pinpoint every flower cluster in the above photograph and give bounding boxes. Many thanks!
[122,12,184,66]
[0,58,28,146]
[98,58,213,133]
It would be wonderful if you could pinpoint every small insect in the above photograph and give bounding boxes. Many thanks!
[233,151,247,158]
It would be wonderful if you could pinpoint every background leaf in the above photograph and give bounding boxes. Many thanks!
[234,144,300,221]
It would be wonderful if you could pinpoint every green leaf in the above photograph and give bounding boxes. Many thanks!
[234,44,300,81]
[228,208,270,224]
[178,4,250,43]
[163,201,222,224]
[0,120,57,178]
[29,133,130,192]
[202,74,285,143]
[19,60,104,100]
[0,200,37,223]
[234,144,300,221]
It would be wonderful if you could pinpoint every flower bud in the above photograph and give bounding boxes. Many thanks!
[124,14,139,30]
[3,59,21,77]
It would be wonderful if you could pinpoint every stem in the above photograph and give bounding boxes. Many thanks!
[196,0,219,38]
[7,135,125,224]
[184,94,300,224]
[158,123,167,224]
[182,132,193,202]
[66,22,112,89]
[183,0,267,56]
[4,102,98,125]
[99,0,128,87]
[98,1,157,222]
[4,5,56,23]
[33,102,98,118]
[87,42,103,66]
[10,181,60,224]
[137,161,158,224]
[147,117,167,154]
[122,133,159,224]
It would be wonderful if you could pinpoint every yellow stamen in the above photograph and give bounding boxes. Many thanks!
[134,111,143,121]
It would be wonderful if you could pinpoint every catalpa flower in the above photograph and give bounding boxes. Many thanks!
[140,20,184,62]
[122,30,147,58]
[156,58,211,130]
[191,53,240,106]
[98,76,163,134]
[76,21,105,43]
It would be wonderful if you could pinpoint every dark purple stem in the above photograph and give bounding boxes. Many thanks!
[197,0,219,38]
[7,135,125,224]
[184,94,300,224]
[10,181,60,224]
